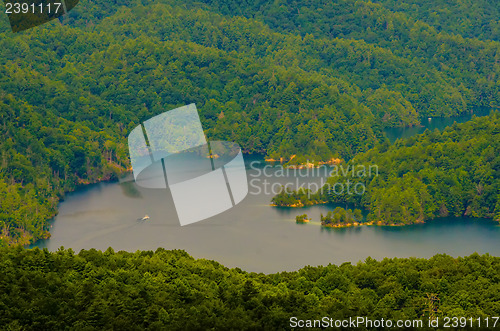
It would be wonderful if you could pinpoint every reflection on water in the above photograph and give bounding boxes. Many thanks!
[119,180,142,198]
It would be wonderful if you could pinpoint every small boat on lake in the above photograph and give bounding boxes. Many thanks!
[138,214,150,221]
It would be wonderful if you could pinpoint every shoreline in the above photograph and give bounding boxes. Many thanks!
[18,166,130,247]
[321,220,426,228]
[270,201,328,208]
[264,155,343,168]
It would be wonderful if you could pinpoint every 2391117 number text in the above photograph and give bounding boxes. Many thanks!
[5,2,62,14]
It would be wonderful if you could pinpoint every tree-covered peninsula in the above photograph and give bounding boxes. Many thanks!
[277,113,500,226]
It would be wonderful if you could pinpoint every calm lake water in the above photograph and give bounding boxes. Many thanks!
[31,110,500,273]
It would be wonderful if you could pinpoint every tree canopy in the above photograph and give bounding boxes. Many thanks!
[1,247,500,329]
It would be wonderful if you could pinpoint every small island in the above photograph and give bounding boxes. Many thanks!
[321,207,363,228]
[295,214,310,224]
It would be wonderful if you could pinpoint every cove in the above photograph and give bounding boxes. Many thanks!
[384,107,493,142]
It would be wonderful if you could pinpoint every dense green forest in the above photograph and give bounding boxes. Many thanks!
[180,0,500,42]
[0,94,130,245]
[1,247,499,330]
[0,0,499,244]
[302,113,500,226]
[372,0,500,41]
[175,0,500,114]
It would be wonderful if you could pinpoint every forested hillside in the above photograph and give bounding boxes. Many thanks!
[373,0,500,41]
[0,96,130,245]
[1,247,500,329]
[0,0,498,244]
[180,0,500,42]
[317,113,500,225]
[175,0,500,114]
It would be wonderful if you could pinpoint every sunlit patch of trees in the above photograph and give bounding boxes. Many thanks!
[321,207,363,227]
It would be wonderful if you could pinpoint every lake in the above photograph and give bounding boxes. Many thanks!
[30,110,500,273]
